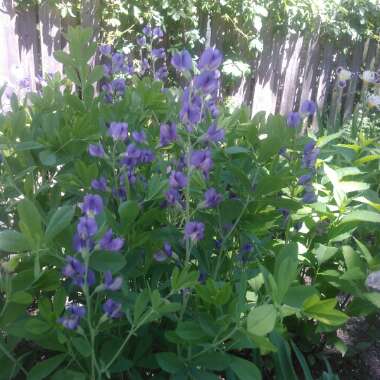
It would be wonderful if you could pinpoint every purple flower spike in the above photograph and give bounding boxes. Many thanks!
[111,78,126,96]
[62,256,95,287]
[155,65,169,80]
[165,188,180,206]
[77,216,98,239]
[66,304,86,318]
[152,26,164,39]
[104,271,123,291]
[298,174,313,185]
[191,149,213,176]
[287,112,301,128]
[112,53,125,73]
[154,241,173,262]
[194,70,218,94]
[152,48,166,60]
[100,44,112,56]
[304,140,316,154]
[132,131,147,144]
[81,194,103,217]
[103,299,123,318]
[88,143,105,158]
[169,171,187,189]
[160,123,177,146]
[300,100,316,116]
[303,191,317,204]
[72,233,94,253]
[203,123,225,143]
[203,188,222,208]
[58,314,81,330]
[108,122,129,141]
[184,221,205,242]
[91,177,108,192]
[100,229,124,252]
[143,25,152,36]
[180,88,202,127]
[171,50,192,71]
[136,35,146,46]
[198,47,223,71]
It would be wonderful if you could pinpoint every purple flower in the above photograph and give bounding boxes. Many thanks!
[66,304,86,318]
[304,140,316,154]
[298,174,313,185]
[155,65,168,80]
[72,232,94,253]
[180,88,202,127]
[103,64,112,78]
[160,123,177,146]
[140,58,150,74]
[300,100,316,116]
[81,194,103,217]
[302,146,320,169]
[77,216,98,239]
[140,148,155,163]
[103,299,123,318]
[99,229,124,252]
[203,188,222,208]
[278,208,290,219]
[241,243,253,254]
[100,44,112,56]
[206,99,219,119]
[58,304,86,330]
[171,50,192,71]
[108,122,129,141]
[111,78,126,96]
[112,53,125,72]
[18,77,30,89]
[202,123,225,143]
[165,188,180,206]
[136,35,146,46]
[62,256,95,287]
[143,25,152,36]
[184,221,205,242]
[303,191,317,204]
[198,47,223,71]
[91,177,108,192]
[191,149,213,176]
[88,143,105,158]
[152,26,164,39]
[194,70,218,94]
[169,171,187,189]
[104,271,123,291]
[132,131,147,144]
[287,112,301,128]
[152,48,166,60]
[154,242,173,262]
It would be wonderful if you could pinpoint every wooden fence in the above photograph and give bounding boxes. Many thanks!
[1,1,379,127]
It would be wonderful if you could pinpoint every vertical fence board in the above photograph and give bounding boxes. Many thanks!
[279,34,303,114]
[251,30,283,116]
[39,3,62,76]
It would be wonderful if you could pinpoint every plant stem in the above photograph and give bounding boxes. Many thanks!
[0,339,28,376]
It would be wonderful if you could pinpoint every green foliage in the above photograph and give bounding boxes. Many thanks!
[0,23,379,380]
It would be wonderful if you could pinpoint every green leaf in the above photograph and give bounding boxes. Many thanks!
[72,337,91,357]
[339,181,369,193]
[229,356,262,380]
[9,291,33,304]
[28,354,66,380]
[89,251,126,273]
[25,318,51,334]
[17,198,43,248]
[193,352,231,371]
[118,200,140,225]
[39,150,57,166]
[340,210,380,224]
[171,267,199,291]
[313,244,338,265]
[317,131,343,148]
[354,154,380,165]
[0,230,30,253]
[52,369,86,380]
[290,340,313,380]
[87,65,104,84]
[274,243,298,302]
[283,286,318,309]
[45,206,75,241]
[53,288,67,315]
[303,295,348,326]
[175,321,207,342]
[270,332,297,380]
[247,304,277,336]
[155,352,185,374]
[53,50,74,66]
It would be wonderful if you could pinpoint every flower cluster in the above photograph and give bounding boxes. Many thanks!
[299,140,320,203]
[58,304,86,330]
[287,99,316,128]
